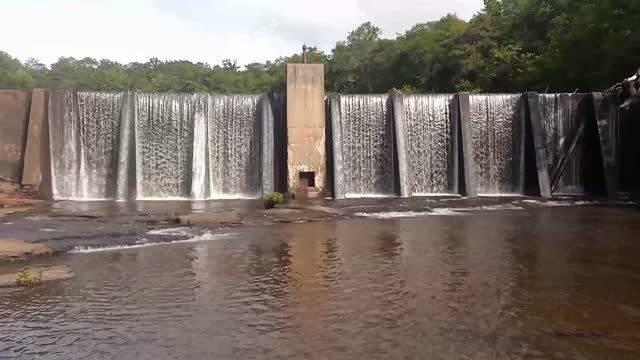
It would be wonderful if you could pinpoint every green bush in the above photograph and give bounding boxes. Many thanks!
[16,267,43,287]
[263,192,284,209]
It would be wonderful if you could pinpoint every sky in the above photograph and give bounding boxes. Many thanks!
[0,0,484,67]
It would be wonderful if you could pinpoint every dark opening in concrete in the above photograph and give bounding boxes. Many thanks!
[299,172,316,189]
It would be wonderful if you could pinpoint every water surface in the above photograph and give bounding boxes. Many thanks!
[2,205,640,359]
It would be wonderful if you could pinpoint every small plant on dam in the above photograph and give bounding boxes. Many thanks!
[15,267,43,287]
[264,192,284,209]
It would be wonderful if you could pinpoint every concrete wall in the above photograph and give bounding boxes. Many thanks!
[0,90,31,182]
[21,89,52,198]
[286,64,326,195]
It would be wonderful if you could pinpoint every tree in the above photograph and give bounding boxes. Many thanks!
[222,59,239,72]
[1,1,638,94]
[329,22,383,93]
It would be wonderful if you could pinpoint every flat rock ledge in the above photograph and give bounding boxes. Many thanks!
[0,265,75,288]
[0,239,53,261]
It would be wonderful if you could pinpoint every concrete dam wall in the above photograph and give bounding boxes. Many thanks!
[1,84,638,201]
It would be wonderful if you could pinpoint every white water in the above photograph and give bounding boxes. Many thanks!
[50,91,266,201]
[338,95,395,197]
[469,94,524,195]
[539,94,586,194]
[49,91,123,200]
[70,232,233,253]
[404,94,457,194]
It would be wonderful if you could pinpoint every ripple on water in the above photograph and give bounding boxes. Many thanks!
[2,209,640,359]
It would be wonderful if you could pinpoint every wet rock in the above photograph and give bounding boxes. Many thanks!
[280,204,342,215]
[0,265,74,288]
[0,189,39,218]
[265,208,303,215]
[0,239,53,261]
[178,211,242,227]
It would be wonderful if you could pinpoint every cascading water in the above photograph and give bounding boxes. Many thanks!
[539,94,586,194]
[403,94,457,195]
[337,95,395,197]
[49,91,272,201]
[49,90,123,200]
[135,93,196,200]
[207,95,262,198]
[469,94,524,195]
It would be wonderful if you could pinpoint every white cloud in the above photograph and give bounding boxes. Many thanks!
[0,0,483,66]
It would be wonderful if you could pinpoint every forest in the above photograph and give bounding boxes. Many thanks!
[1,0,639,94]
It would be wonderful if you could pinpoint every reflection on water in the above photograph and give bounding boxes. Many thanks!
[2,207,640,359]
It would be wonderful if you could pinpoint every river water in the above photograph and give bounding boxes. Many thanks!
[2,203,640,359]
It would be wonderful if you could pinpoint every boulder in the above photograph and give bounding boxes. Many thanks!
[0,265,74,288]
[0,239,53,261]
[178,211,241,227]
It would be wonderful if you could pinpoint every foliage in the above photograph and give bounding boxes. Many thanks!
[15,267,43,287]
[1,1,639,93]
[263,192,284,209]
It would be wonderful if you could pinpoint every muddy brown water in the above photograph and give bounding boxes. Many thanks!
[1,200,640,359]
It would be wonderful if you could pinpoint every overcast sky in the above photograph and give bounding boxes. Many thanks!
[0,0,484,67]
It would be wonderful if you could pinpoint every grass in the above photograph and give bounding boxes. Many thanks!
[263,192,284,209]
[15,267,43,287]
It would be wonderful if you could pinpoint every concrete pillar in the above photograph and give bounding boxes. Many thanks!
[286,64,326,198]
[329,94,346,199]
[21,89,48,186]
[0,90,31,182]
[390,93,412,198]
[457,92,478,197]
[526,92,552,198]
[592,92,618,200]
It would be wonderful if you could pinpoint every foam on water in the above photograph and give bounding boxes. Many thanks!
[146,228,194,236]
[355,209,467,218]
[70,232,233,253]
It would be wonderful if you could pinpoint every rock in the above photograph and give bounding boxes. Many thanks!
[305,205,342,215]
[264,208,303,215]
[281,204,342,215]
[0,265,74,288]
[178,211,241,227]
[0,239,53,261]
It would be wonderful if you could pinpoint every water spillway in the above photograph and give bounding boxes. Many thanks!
[49,90,274,201]
[468,94,525,195]
[49,91,124,200]
[539,94,587,194]
[45,88,621,201]
[206,95,262,199]
[333,95,395,197]
[403,94,458,195]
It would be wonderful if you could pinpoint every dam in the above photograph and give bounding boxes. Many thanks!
[1,65,638,201]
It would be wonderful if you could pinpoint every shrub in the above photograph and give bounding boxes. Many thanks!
[263,192,284,209]
[16,267,43,287]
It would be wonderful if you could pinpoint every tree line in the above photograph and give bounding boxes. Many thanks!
[1,0,638,94]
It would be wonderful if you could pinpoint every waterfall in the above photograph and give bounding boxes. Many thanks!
[403,94,457,195]
[135,93,195,200]
[207,95,262,198]
[49,91,123,200]
[469,94,524,195]
[539,94,585,194]
[337,95,395,197]
[49,91,272,201]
